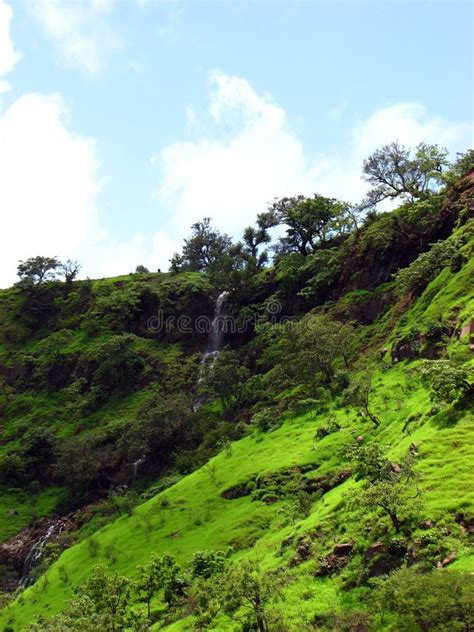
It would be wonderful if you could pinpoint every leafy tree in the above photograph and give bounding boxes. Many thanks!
[59,259,81,285]
[342,441,390,483]
[134,264,150,274]
[347,448,419,533]
[88,334,145,402]
[237,225,271,270]
[17,256,61,286]
[342,373,381,427]
[418,359,472,403]
[362,141,449,207]
[200,349,250,415]
[191,549,226,579]
[266,194,354,257]
[446,148,474,180]
[122,391,192,469]
[78,565,133,632]
[372,567,474,631]
[135,553,184,619]
[279,314,357,392]
[83,284,145,335]
[174,218,233,272]
[218,560,284,632]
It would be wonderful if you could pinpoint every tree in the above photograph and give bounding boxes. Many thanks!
[134,265,149,274]
[218,561,284,632]
[372,567,474,631]
[418,359,472,404]
[136,553,184,619]
[200,349,250,415]
[191,549,226,579]
[362,141,449,207]
[79,565,133,632]
[342,373,381,427]
[176,218,233,272]
[347,447,419,533]
[238,225,271,269]
[280,314,357,392]
[265,194,354,257]
[59,259,81,285]
[17,256,60,286]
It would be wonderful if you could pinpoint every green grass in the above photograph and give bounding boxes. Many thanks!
[1,349,473,629]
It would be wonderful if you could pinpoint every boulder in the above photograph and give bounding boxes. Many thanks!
[333,542,354,557]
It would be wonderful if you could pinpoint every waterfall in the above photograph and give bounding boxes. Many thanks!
[131,456,145,485]
[201,291,229,366]
[193,291,229,410]
[20,521,65,587]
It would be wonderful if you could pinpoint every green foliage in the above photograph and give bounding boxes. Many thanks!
[341,372,381,427]
[87,334,144,403]
[82,284,144,335]
[191,549,226,579]
[279,314,357,393]
[362,141,449,207]
[371,567,474,631]
[418,359,472,403]
[17,256,61,286]
[346,448,420,533]
[393,234,466,296]
[200,348,250,416]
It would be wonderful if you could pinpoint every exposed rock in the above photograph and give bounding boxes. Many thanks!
[0,517,75,574]
[8,508,17,516]
[221,481,249,500]
[460,319,474,342]
[297,539,313,561]
[364,542,406,577]
[333,542,354,556]
[315,553,349,577]
[420,519,435,529]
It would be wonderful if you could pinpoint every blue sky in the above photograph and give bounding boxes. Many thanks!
[0,0,472,286]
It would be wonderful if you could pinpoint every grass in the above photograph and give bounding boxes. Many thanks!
[1,351,473,629]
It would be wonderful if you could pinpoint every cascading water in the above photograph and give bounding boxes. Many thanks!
[20,521,65,587]
[202,290,229,364]
[193,291,229,410]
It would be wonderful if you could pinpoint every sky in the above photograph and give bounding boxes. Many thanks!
[0,0,472,287]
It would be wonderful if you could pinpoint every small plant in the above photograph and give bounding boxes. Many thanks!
[104,542,119,565]
[87,537,100,558]
[57,564,69,585]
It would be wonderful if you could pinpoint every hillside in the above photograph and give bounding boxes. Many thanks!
[0,167,473,630]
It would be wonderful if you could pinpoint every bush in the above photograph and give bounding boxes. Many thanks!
[418,359,472,403]
[88,334,144,403]
[393,234,466,297]
[371,568,474,631]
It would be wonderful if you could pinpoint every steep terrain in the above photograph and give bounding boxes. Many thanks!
[0,172,473,630]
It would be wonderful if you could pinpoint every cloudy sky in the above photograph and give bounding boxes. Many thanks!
[0,0,472,286]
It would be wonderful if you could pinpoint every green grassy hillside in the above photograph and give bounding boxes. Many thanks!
[1,222,473,630]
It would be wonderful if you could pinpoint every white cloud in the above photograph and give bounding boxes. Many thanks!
[0,0,20,90]
[153,72,472,240]
[28,0,118,73]
[0,92,174,287]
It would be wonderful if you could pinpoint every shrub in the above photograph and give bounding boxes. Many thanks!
[393,235,466,297]
[418,359,472,403]
[371,567,474,631]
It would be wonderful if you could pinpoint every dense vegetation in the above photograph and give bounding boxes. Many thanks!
[0,144,473,630]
